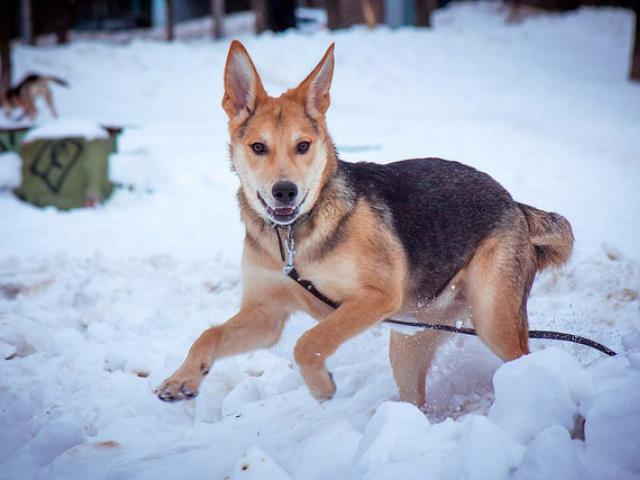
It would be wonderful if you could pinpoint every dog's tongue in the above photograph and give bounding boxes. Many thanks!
[275,207,295,216]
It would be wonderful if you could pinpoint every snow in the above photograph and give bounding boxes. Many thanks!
[350,401,524,480]
[1,3,640,479]
[0,153,21,190]
[228,446,293,480]
[22,119,110,142]
[489,348,590,443]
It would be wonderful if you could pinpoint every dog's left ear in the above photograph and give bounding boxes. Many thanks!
[295,43,335,119]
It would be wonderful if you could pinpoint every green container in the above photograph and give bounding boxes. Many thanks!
[0,127,30,153]
[1,125,121,154]
[102,126,123,154]
[15,136,114,210]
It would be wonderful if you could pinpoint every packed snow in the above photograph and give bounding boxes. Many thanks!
[1,3,639,479]
[22,120,110,142]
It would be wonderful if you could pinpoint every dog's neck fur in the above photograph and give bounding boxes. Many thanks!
[238,144,356,267]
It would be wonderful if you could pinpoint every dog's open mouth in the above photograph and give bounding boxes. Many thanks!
[257,193,302,225]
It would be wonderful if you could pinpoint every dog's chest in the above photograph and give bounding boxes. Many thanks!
[292,253,360,306]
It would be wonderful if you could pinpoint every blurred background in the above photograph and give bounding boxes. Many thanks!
[0,0,638,57]
[0,1,639,479]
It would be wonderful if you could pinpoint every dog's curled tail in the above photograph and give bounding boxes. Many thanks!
[44,76,70,88]
[518,203,574,271]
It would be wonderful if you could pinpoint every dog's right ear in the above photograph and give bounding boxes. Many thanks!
[222,40,266,120]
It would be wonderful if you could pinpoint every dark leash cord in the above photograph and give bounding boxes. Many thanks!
[274,226,617,357]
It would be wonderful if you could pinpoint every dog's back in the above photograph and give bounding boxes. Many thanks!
[339,157,572,300]
[2,73,68,120]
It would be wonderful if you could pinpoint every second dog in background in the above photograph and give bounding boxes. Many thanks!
[1,73,69,121]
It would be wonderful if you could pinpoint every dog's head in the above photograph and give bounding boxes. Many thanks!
[222,40,335,226]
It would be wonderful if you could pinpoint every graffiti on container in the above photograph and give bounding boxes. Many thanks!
[30,139,83,194]
[0,131,19,153]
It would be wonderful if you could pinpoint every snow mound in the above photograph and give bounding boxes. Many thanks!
[349,350,640,480]
[350,400,523,480]
[23,119,109,142]
[489,348,590,443]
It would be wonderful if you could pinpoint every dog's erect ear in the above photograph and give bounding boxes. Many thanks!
[222,40,266,120]
[295,43,335,118]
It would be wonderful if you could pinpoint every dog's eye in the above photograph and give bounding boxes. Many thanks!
[296,141,310,154]
[251,142,266,155]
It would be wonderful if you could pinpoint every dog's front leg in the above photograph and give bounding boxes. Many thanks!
[155,304,288,402]
[294,290,400,401]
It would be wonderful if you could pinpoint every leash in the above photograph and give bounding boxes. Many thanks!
[275,226,341,309]
[273,225,617,357]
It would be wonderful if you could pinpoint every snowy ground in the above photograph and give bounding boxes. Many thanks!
[1,3,639,479]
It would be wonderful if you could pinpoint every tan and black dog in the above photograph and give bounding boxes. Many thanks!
[1,74,68,121]
[156,41,573,407]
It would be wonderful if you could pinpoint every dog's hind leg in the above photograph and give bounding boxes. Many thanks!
[43,88,58,118]
[24,100,37,121]
[1,99,10,118]
[389,278,466,407]
[465,223,535,361]
[389,329,447,407]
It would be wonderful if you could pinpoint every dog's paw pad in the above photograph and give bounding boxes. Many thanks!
[155,379,199,402]
[182,386,198,399]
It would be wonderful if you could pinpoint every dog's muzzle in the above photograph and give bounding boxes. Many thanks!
[257,191,306,225]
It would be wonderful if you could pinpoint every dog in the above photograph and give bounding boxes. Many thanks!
[155,40,573,407]
[1,74,68,121]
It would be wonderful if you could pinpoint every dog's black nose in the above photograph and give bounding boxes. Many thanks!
[272,181,298,204]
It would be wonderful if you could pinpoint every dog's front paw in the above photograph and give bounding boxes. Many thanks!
[155,372,201,402]
[308,370,336,402]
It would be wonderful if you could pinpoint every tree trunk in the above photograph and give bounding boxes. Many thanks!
[0,7,11,94]
[21,0,35,45]
[326,0,342,30]
[55,0,73,45]
[415,0,436,28]
[361,0,377,28]
[266,0,296,32]
[165,0,174,41]
[211,0,225,39]
[631,4,640,81]
[253,0,268,34]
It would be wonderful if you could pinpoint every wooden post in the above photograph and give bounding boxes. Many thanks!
[55,0,73,45]
[211,0,225,39]
[361,0,377,29]
[415,0,436,28]
[0,5,11,94]
[253,0,268,34]
[0,41,10,95]
[631,4,640,81]
[326,0,341,30]
[21,0,35,45]
[165,0,174,41]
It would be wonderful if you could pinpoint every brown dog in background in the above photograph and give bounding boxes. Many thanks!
[1,73,68,121]
[155,41,573,407]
